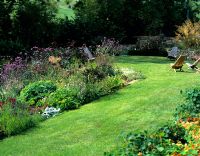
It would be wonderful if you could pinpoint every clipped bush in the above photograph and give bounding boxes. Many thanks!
[47,87,80,110]
[19,80,57,106]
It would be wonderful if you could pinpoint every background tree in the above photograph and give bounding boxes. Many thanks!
[0,0,17,39]
[0,0,199,57]
[13,0,58,46]
[74,0,187,42]
[189,0,200,20]
[121,0,144,42]
[74,0,125,43]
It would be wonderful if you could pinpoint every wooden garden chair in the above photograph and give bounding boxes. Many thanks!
[170,55,186,72]
[186,58,200,70]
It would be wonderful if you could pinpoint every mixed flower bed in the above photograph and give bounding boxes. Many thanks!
[0,43,142,139]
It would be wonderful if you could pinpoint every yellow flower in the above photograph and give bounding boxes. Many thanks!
[48,56,62,65]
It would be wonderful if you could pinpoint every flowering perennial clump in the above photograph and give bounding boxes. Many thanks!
[0,57,26,82]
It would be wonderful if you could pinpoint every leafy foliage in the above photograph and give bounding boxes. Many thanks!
[105,123,187,156]
[83,64,116,83]
[158,124,187,144]
[97,76,123,96]
[0,0,16,39]
[190,0,200,20]
[175,88,200,119]
[74,0,186,42]
[0,0,198,55]
[47,87,80,110]
[19,81,57,106]
[0,101,41,137]
[14,0,58,46]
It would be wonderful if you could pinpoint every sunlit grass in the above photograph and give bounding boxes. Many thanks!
[56,0,75,20]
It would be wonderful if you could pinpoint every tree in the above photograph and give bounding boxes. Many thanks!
[138,0,186,36]
[0,0,17,39]
[74,0,187,42]
[13,0,58,46]
[74,0,125,43]
[189,0,200,20]
[120,0,144,41]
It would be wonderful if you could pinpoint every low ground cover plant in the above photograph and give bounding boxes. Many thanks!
[105,87,200,156]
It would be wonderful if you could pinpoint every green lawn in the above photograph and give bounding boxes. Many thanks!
[0,56,200,156]
[57,0,75,19]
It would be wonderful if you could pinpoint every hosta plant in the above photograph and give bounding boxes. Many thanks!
[19,80,57,106]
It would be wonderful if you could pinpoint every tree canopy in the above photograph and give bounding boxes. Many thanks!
[0,0,199,55]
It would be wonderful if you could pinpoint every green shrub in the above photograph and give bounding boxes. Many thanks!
[158,124,187,144]
[175,88,200,120]
[0,102,41,136]
[80,83,100,104]
[105,123,186,156]
[59,73,100,105]
[19,80,57,106]
[105,132,170,156]
[83,64,117,83]
[98,76,123,96]
[76,76,123,104]
[47,87,80,110]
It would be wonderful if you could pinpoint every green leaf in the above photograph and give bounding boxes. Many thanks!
[156,146,164,152]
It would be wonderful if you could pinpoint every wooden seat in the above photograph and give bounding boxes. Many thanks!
[186,58,200,70]
[170,55,186,72]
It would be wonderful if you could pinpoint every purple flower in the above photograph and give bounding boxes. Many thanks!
[0,57,26,81]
